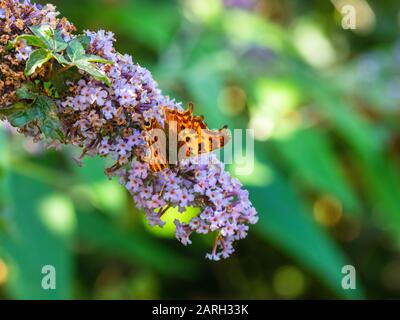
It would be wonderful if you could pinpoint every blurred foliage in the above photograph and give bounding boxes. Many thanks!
[1,0,400,299]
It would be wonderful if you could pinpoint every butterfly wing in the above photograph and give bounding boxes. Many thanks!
[164,104,230,159]
[143,104,230,171]
[143,118,169,172]
[199,126,230,154]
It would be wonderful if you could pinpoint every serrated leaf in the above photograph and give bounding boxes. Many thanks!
[29,24,68,52]
[65,35,94,62]
[74,61,111,87]
[29,25,53,41]
[5,95,60,136]
[66,37,86,62]
[25,48,52,76]
[76,35,91,49]
[15,34,46,48]
[53,53,70,65]
[66,38,113,65]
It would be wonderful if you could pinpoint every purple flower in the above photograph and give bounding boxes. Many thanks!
[116,138,131,156]
[206,252,221,261]
[0,9,6,19]
[15,42,32,61]
[116,87,137,106]
[101,101,116,120]
[94,89,108,106]
[1,2,259,260]
[174,220,192,246]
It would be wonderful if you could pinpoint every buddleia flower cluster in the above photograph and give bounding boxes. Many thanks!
[0,0,258,260]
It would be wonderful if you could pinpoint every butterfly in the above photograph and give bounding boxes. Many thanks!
[142,103,230,172]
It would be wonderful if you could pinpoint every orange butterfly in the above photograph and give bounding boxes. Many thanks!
[143,103,230,172]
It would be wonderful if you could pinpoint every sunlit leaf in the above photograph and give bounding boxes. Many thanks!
[66,37,86,62]
[29,25,68,53]
[15,34,46,48]
[24,48,52,76]
[74,60,111,86]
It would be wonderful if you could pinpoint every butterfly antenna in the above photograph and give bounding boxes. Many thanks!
[188,102,194,113]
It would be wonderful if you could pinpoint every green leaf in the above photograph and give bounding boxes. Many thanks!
[29,24,68,53]
[74,61,111,87]
[75,35,91,49]
[6,102,35,127]
[8,111,32,127]
[84,55,114,64]
[41,116,62,139]
[66,36,113,71]
[33,95,54,113]
[49,63,82,93]
[0,101,26,118]
[24,48,52,76]
[16,82,37,100]
[66,37,86,62]
[31,96,62,139]
[15,34,46,48]
[52,53,70,65]
[4,95,61,139]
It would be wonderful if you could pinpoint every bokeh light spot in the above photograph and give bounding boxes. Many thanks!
[218,85,247,116]
[293,20,336,69]
[39,195,76,236]
[273,266,306,298]
[313,195,343,227]
[183,0,222,23]
[0,259,8,285]
[249,115,274,141]
[144,206,200,238]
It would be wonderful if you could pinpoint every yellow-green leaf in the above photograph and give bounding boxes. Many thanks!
[24,48,52,76]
